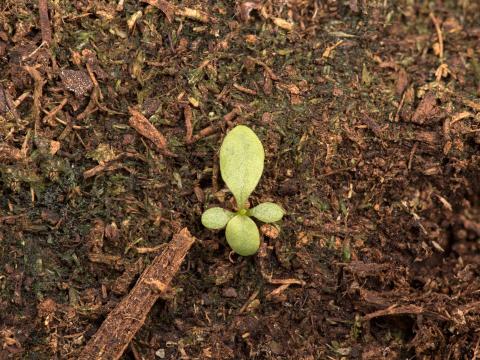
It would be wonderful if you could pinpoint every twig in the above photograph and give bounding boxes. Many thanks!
[408,142,417,170]
[24,65,45,132]
[246,56,279,81]
[83,162,124,179]
[189,125,217,144]
[38,0,52,45]
[188,108,238,144]
[429,12,444,62]
[233,83,257,95]
[43,98,68,124]
[184,105,193,143]
[223,108,238,127]
[79,228,195,360]
[394,90,406,122]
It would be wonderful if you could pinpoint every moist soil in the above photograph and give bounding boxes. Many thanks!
[1,1,480,359]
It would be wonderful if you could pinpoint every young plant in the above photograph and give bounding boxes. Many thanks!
[201,125,285,256]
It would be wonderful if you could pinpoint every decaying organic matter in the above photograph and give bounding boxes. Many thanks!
[0,0,480,358]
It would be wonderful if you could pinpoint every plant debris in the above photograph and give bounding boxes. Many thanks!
[1,0,480,358]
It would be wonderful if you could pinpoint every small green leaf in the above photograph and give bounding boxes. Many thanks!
[249,202,285,223]
[201,207,235,229]
[225,215,260,256]
[220,125,264,209]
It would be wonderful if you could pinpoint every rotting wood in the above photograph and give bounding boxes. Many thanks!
[79,228,195,360]
[38,0,52,45]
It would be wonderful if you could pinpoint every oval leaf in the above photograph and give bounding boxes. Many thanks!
[201,207,235,229]
[220,125,264,209]
[225,214,260,256]
[249,202,285,223]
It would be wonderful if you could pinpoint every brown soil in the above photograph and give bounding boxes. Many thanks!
[1,0,480,359]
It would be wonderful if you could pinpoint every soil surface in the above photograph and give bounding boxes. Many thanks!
[1,0,480,359]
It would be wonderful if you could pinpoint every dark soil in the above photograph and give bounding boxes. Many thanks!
[1,0,480,359]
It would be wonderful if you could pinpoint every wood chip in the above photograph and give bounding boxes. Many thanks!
[49,140,60,155]
[79,228,195,360]
[128,107,174,156]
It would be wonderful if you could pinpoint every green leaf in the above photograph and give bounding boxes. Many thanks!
[225,215,260,256]
[249,202,285,223]
[201,207,235,229]
[220,125,264,209]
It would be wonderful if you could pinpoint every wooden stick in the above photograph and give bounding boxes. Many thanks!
[78,228,195,360]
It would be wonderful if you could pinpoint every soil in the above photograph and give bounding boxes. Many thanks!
[1,0,480,359]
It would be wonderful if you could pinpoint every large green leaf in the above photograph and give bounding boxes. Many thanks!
[220,125,264,209]
[225,214,260,256]
[201,207,235,229]
[249,202,285,223]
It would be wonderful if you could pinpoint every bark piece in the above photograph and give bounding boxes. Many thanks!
[128,107,174,156]
[78,228,195,360]
[38,0,52,45]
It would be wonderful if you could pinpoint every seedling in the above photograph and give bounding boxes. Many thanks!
[201,125,285,256]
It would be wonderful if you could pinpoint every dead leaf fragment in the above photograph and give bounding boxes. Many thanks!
[141,0,175,22]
